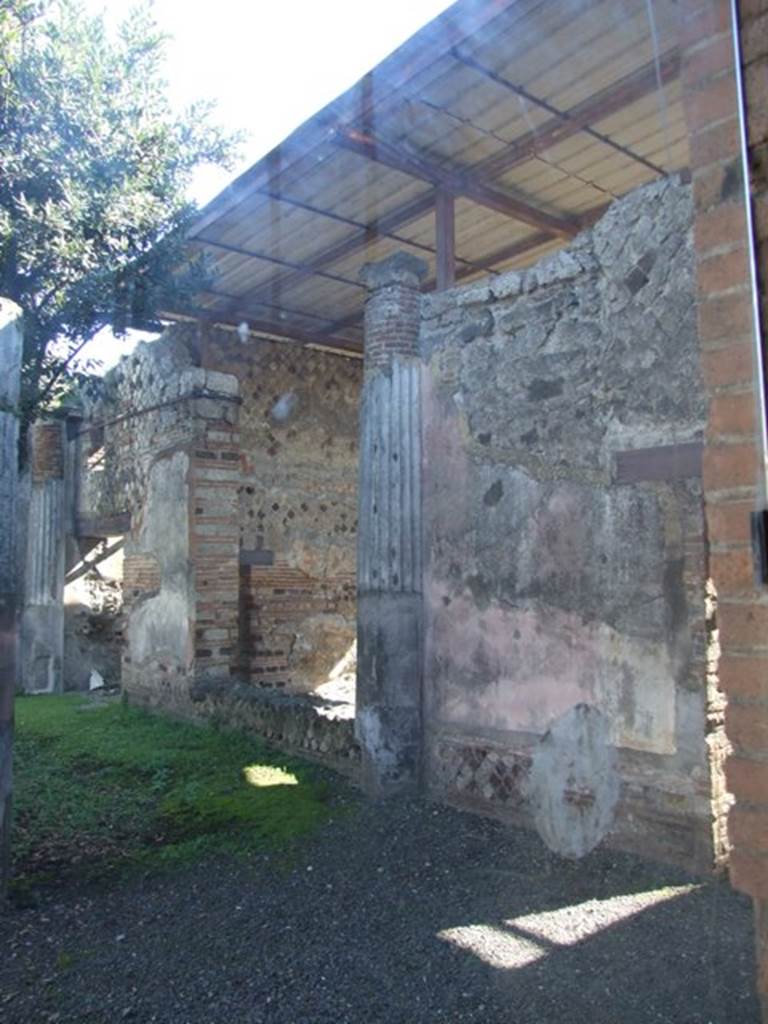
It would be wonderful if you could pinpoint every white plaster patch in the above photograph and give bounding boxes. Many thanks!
[128,590,190,665]
[128,450,192,670]
[355,707,398,773]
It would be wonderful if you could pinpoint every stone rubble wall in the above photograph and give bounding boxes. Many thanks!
[189,677,359,777]
[419,176,717,869]
[198,328,361,694]
[71,322,361,717]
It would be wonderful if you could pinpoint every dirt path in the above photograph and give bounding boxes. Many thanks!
[0,795,759,1023]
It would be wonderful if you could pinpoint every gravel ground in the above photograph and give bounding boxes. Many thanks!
[0,793,759,1024]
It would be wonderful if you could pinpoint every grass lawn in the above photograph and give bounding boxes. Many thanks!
[10,693,340,894]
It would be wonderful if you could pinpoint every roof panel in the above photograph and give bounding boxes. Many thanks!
[176,0,693,350]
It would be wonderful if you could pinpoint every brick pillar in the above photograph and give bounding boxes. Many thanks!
[21,420,66,693]
[121,367,241,710]
[0,299,22,893]
[188,389,242,679]
[681,0,768,1015]
[356,251,428,794]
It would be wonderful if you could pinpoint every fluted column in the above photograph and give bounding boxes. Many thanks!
[0,299,22,892]
[21,421,66,692]
[356,251,427,794]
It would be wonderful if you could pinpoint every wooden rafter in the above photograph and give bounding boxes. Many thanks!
[228,191,437,311]
[188,0,515,239]
[192,236,364,291]
[469,50,681,181]
[183,6,686,356]
[451,49,669,177]
[252,186,502,276]
[333,126,580,238]
[199,288,340,328]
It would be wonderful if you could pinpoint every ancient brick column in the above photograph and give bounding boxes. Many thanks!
[681,1,768,1017]
[21,420,67,693]
[356,251,428,794]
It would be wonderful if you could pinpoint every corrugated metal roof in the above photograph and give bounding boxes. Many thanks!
[179,0,688,354]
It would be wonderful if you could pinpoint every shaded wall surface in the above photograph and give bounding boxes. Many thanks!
[419,177,716,867]
[199,328,360,693]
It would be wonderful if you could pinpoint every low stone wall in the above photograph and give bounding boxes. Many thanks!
[188,678,360,777]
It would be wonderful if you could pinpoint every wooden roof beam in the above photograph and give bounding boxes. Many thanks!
[252,186,503,277]
[451,49,667,176]
[199,288,341,328]
[466,50,681,182]
[192,236,365,291]
[188,0,515,238]
[228,190,437,311]
[333,126,580,239]
[436,189,455,290]
[171,306,363,355]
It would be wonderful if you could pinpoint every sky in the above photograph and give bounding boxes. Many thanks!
[80,0,455,369]
[87,0,455,205]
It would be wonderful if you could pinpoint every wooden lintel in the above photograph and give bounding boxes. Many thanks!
[75,513,131,539]
[192,308,363,355]
[435,190,455,290]
[614,442,703,484]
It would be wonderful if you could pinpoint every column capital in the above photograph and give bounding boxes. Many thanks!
[360,251,428,292]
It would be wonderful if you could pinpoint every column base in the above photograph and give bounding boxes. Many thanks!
[356,591,422,796]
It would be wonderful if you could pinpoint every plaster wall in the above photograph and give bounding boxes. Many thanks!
[419,177,716,866]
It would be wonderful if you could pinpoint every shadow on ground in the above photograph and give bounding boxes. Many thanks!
[0,795,758,1024]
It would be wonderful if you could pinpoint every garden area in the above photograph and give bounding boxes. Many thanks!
[9,694,338,897]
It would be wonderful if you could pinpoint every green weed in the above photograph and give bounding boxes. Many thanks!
[11,694,340,890]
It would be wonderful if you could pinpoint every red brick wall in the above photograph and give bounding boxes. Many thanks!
[31,421,64,483]
[190,421,242,678]
[201,328,361,695]
[122,553,160,602]
[682,0,768,1014]
[239,562,355,686]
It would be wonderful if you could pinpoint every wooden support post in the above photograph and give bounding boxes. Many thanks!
[435,190,455,291]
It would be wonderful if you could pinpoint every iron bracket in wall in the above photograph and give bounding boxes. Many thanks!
[751,509,768,585]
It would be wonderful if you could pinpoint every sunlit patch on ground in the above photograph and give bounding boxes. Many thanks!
[243,764,298,788]
[437,885,697,969]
